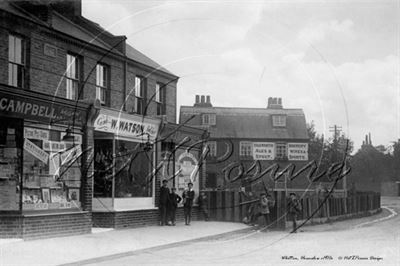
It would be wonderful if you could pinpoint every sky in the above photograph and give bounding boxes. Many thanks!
[82,0,399,152]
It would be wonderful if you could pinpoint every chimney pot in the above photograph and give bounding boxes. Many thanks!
[206,95,210,103]
[195,95,200,104]
[278,98,282,105]
[201,95,205,103]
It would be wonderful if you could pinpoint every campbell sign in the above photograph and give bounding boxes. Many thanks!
[94,109,160,143]
[0,91,85,126]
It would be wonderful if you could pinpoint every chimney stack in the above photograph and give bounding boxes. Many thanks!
[368,132,372,145]
[267,97,283,109]
[194,94,212,107]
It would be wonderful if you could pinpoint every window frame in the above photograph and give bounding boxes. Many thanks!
[275,143,287,159]
[272,115,287,127]
[135,76,146,115]
[8,34,26,88]
[96,63,108,106]
[155,82,166,115]
[202,113,216,126]
[65,53,80,100]
[207,141,217,157]
[239,141,253,157]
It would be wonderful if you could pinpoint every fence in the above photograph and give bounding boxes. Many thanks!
[201,191,381,229]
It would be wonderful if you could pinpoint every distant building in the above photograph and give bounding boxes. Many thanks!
[180,95,310,193]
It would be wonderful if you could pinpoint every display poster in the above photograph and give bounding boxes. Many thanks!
[24,127,49,141]
[287,143,308,161]
[252,142,275,160]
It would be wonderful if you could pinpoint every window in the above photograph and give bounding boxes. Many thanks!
[272,115,286,127]
[156,83,166,115]
[275,143,287,159]
[8,35,25,88]
[202,114,216,125]
[207,141,217,157]
[135,76,145,115]
[240,142,253,157]
[96,64,108,105]
[66,54,79,100]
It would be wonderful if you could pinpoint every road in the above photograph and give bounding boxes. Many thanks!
[86,197,400,266]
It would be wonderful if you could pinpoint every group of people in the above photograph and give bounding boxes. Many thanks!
[242,190,302,233]
[159,180,196,226]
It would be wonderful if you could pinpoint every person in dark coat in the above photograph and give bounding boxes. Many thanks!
[198,192,209,221]
[159,180,170,226]
[287,192,302,233]
[182,182,195,225]
[169,187,182,226]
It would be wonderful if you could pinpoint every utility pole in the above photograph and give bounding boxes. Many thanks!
[329,124,347,198]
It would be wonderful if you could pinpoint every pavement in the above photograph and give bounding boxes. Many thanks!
[0,221,249,266]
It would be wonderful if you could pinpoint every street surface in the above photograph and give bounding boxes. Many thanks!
[85,197,399,266]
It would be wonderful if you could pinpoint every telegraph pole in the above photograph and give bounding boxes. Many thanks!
[329,125,347,198]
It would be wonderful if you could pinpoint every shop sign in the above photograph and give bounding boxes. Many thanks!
[94,111,159,142]
[287,143,308,161]
[24,127,49,140]
[43,140,66,152]
[252,142,275,160]
[0,91,85,126]
[24,138,49,164]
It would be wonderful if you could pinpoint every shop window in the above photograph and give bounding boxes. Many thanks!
[94,139,113,197]
[202,114,216,126]
[114,140,153,198]
[156,83,166,115]
[272,115,286,127]
[96,64,108,106]
[240,141,252,157]
[275,143,287,159]
[8,34,25,88]
[0,118,23,211]
[22,126,83,211]
[66,53,80,100]
[135,76,146,115]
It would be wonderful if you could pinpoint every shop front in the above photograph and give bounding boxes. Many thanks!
[0,86,95,239]
[92,108,161,228]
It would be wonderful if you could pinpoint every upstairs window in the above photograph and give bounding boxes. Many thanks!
[272,115,286,127]
[155,83,166,115]
[240,142,253,157]
[8,35,25,88]
[202,113,216,126]
[207,141,217,157]
[96,64,108,105]
[135,76,145,115]
[275,143,287,159]
[66,54,79,100]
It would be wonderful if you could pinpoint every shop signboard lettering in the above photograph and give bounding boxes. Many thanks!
[94,110,159,142]
[24,139,49,164]
[287,143,308,161]
[24,127,49,141]
[0,92,85,126]
[43,140,66,152]
[252,142,275,160]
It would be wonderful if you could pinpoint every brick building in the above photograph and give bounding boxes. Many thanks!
[0,0,205,238]
[180,95,311,194]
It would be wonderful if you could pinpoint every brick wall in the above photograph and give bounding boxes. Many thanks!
[92,207,201,229]
[0,212,91,240]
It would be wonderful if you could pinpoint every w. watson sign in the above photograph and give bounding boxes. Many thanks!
[94,109,160,143]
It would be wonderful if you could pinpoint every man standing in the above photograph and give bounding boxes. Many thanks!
[287,192,302,233]
[182,182,195,225]
[159,180,170,226]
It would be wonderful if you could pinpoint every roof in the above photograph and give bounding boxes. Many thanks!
[179,106,308,140]
[125,44,176,76]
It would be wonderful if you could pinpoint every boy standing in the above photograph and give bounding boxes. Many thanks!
[287,192,302,233]
[182,182,195,225]
[169,187,182,226]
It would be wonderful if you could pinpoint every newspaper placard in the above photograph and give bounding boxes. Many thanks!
[24,138,49,164]
[24,127,49,141]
